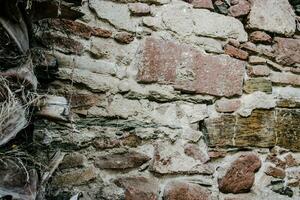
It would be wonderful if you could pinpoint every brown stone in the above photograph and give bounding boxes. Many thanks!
[218,154,261,194]
[114,32,135,44]
[92,27,112,38]
[94,151,150,169]
[128,3,151,15]
[215,98,241,113]
[163,181,212,200]
[243,78,272,94]
[137,38,245,97]
[93,134,142,150]
[228,0,251,17]
[41,32,84,54]
[184,143,210,163]
[265,166,286,178]
[266,154,286,169]
[59,152,87,169]
[276,109,300,152]
[114,176,159,200]
[52,166,97,186]
[224,44,248,60]
[270,72,300,86]
[206,110,277,148]
[208,150,227,159]
[186,0,214,9]
[276,98,300,108]
[247,65,270,77]
[250,31,272,43]
[285,154,298,167]
[274,37,300,66]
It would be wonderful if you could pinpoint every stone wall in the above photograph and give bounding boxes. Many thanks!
[33,0,300,199]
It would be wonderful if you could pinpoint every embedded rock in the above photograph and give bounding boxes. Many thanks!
[270,72,300,86]
[114,32,135,44]
[224,44,248,60]
[218,154,261,193]
[163,181,212,200]
[114,176,159,200]
[192,9,248,41]
[149,141,213,174]
[243,78,272,94]
[95,151,150,170]
[228,0,251,17]
[215,98,241,113]
[249,31,272,43]
[128,3,151,15]
[186,0,214,9]
[274,37,300,66]
[247,65,270,77]
[137,38,245,97]
[248,0,296,36]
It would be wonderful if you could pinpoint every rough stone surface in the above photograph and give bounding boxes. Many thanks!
[228,0,251,17]
[247,65,270,77]
[150,141,213,174]
[215,98,241,113]
[224,44,248,60]
[94,151,150,169]
[248,0,296,36]
[270,72,300,86]
[192,9,248,41]
[128,3,151,15]
[265,166,286,178]
[114,32,135,44]
[137,38,245,97]
[218,154,261,193]
[243,78,272,94]
[249,31,272,43]
[274,37,300,66]
[114,176,159,200]
[163,181,212,200]
[186,0,214,9]
[52,166,97,186]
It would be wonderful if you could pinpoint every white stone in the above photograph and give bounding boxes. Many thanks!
[192,9,248,42]
[237,92,276,117]
[89,0,140,32]
[248,0,296,36]
[58,68,120,93]
[185,35,224,54]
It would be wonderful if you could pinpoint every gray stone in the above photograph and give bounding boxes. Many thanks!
[248,0,296,36]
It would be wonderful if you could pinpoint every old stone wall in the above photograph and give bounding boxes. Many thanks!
[33,0,300,199]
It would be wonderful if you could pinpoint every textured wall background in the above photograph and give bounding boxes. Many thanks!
[31,0,300,199]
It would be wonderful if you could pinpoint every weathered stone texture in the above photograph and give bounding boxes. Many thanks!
[137,38,245,97]
[114,176,159,200]
[248,0,296,36]
[274,37,300,66]
[218,154,261,193]
[163,181,212,200]
[243,78,272,94]
[206,109,300,150]
[215,98,241,113]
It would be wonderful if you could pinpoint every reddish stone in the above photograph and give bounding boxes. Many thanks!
[218,154,261,194]
[228,0,251,17]
[163,181,212,200]
[41,32,84,54]
[250,31,272,43]
[114,176,159,200]
[266,154,286,169]
[92,27,112,38]
[137,38,245,97]
[215,98,241,113]
[247,65,270,77]
[285,154,298,167]
[43,19,112,39]
[265,166,286,178]
[270,72,300,86]
[274,37,300,65]
[184,143,210,163]
[224,44,248,60]
[94,151,150,170]
[208,150,227,159]
[114,32,135,44]
[186,0,214,9]
[228,39,240,48]
[128,3,151,15]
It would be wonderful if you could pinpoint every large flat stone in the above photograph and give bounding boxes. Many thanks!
[137,38,245,97]
[248,0,296,36]
[274,37,300,66]
[205,109,300,151]
[192,9,248,41]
